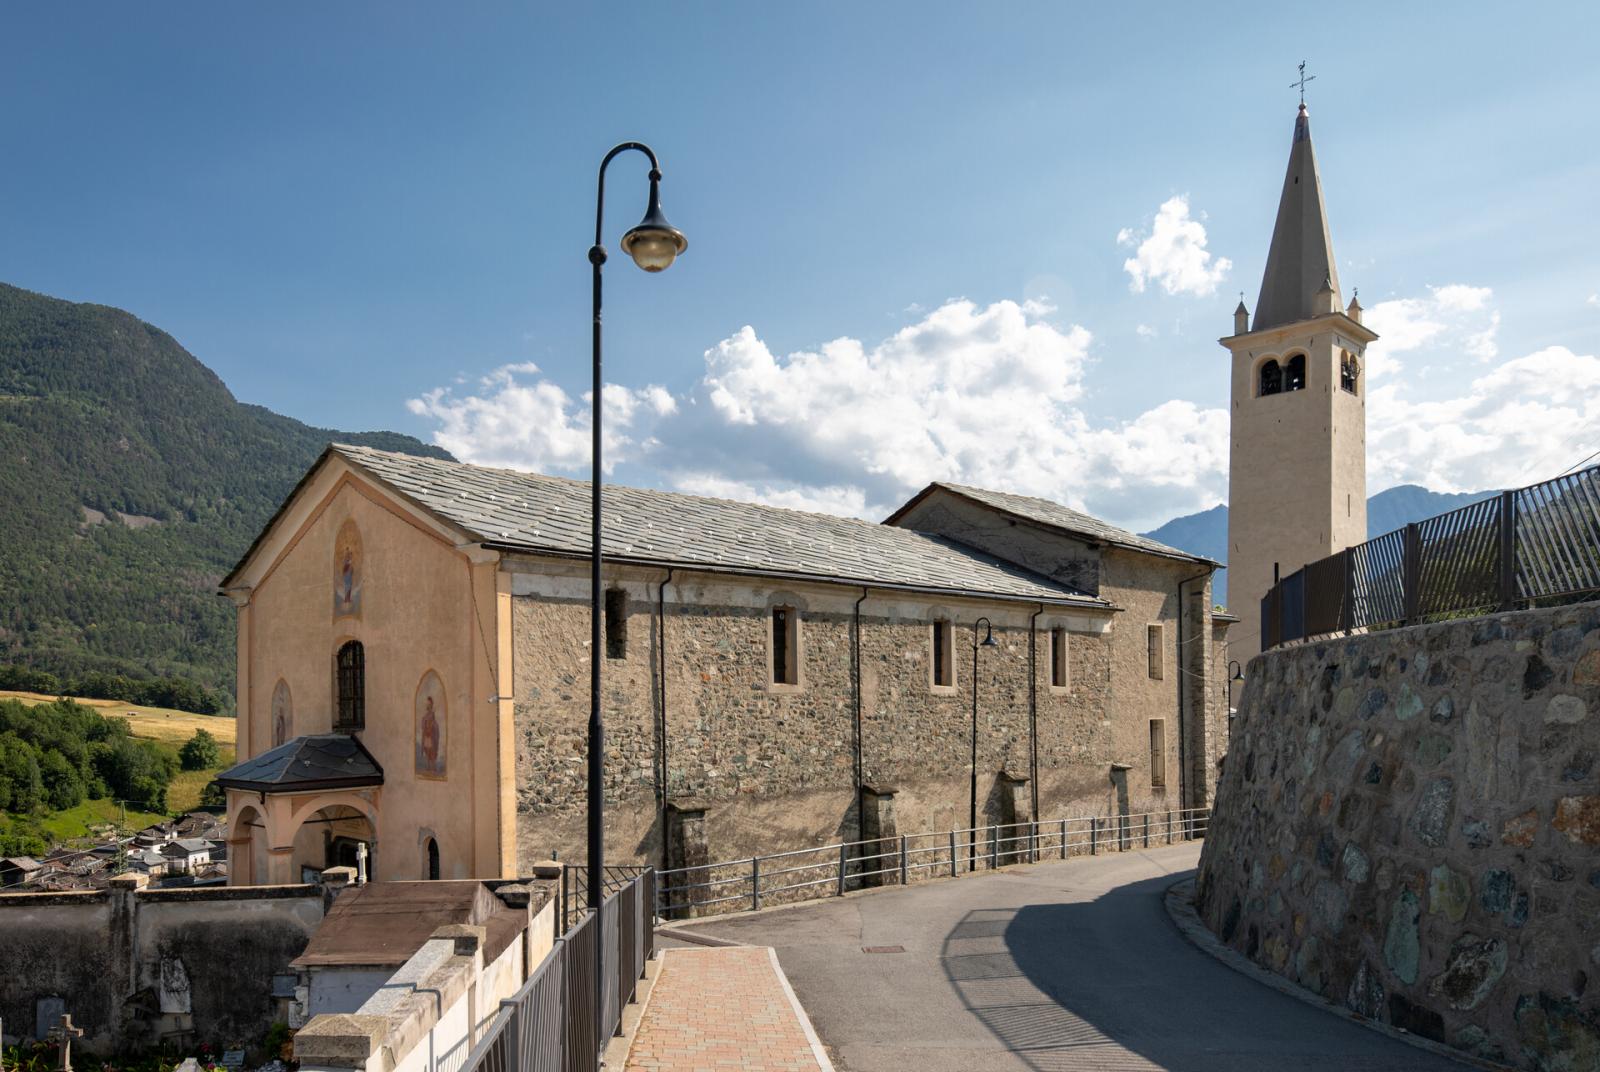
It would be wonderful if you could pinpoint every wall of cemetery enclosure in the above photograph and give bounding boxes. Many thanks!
[508,549,1222,874]
[0,881,325,1054]
[1197,601,1600,1072]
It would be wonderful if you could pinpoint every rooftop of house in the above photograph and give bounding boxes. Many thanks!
[0,857,43,872]
[886,482,1218,566]
[160,838,213,856]
[233,445,1177,605]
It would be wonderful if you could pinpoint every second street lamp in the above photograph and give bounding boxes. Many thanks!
[968,616,998,871]
[587,141,685,1016]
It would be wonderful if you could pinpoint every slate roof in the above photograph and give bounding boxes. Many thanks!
[886,483,1219,566]
[161,838,212,856]
[313,445,1102,605]
[216,734,384,794]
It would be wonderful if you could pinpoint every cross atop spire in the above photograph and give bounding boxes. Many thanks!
[1292,61,1316,105]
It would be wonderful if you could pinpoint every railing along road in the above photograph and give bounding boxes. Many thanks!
[1262,464,1600,650]
[460,869,655,1072]
[658,807,1209,917]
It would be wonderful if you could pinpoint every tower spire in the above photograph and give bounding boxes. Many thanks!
[1252,99,1341,331]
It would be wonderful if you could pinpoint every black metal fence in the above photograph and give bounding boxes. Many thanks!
[1262,465,1600,649]
[657,808,1210,918]
[460,869,655,1072]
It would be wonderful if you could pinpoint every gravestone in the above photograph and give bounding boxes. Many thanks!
[34,997,66,1042]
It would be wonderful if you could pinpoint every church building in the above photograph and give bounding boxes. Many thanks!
[216,446,1232,884]
[1222,101,1377,666]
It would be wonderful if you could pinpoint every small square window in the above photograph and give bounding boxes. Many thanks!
[932,620,953,688]
[605,588,628,660]
[772,607,799,686]
[1146,624,1164,680]
[1050,628,1068,688]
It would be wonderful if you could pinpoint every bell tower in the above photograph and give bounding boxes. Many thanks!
[1221,101,1377,666]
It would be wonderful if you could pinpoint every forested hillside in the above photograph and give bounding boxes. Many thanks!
[0,282,451,707]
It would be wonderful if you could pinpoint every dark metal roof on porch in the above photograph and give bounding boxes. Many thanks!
[322,444,1105,605]
[215,734,384,793]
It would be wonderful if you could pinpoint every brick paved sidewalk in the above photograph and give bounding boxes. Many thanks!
[624,946,832,1072]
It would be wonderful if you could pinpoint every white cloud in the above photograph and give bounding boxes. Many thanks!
[1136,323,1157,340]
[406,363,673,475]
[1363,284,1500,379]
[1117,196,1232,297]
[1587,293,1598,308]
[1369,344,1600,492]
[412,299,1230,531]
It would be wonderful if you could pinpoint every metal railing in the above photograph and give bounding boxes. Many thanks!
[461,869,655,1072]
[657,807,1209,918]
[560,864,648,930]
[1263,465,1600,650]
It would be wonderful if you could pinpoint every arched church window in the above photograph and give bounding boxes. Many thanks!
[1259,360,1282,396]
[426,838,440,880]
[336,641,365,731]
[1341,353,1359,394]
[1285,354,1306,392]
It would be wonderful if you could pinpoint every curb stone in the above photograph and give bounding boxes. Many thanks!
[1163,878,1512,1072]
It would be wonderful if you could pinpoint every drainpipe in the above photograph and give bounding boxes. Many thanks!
[852,588,870,838]
[1028,604,1044,832]
[656,568,675,872]
[1175,568,1212,814]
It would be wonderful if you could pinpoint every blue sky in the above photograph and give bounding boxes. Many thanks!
[5,2,1598,530]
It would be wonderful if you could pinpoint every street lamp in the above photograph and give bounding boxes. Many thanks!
[586,143,685,928]
[969,617,998,871]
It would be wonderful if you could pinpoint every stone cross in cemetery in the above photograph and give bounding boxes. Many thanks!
[47,1013,84,1072]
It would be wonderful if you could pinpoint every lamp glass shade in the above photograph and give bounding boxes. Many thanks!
[621,179,687,272]
[621,226,685,272]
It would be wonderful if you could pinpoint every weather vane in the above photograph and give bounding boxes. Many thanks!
[1292,61,1316,105]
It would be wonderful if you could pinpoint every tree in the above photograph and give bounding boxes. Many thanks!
[179,728,220,771]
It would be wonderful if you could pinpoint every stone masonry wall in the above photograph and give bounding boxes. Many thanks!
[509,552,1223,874]
[1196,602,1600,1071]
[0,881,325,1054]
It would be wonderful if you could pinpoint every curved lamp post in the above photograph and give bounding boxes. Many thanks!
[968,617,998,871]
[586,143,685,936]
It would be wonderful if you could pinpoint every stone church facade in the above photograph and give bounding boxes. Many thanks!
[217,446,1232,884]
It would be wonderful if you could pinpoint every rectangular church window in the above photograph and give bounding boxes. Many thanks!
[772,607,799,686]
[605,588,628,659]
[1146,624,1164,680]
[1050,628,1068,688]
[931,620,953,687]
[1149,719,1167,788]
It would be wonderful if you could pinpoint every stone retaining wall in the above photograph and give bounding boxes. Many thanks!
[0,878,325,1054]
[1196,602,1600,1071]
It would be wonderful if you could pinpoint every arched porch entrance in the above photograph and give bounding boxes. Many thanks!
[217,734,385,886]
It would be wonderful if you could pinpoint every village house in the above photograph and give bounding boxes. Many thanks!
[0,856,43,889]
[159,838,213,874]
[216,450,1232,885]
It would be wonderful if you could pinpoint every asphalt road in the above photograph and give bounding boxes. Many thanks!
[673,843,1470,1072]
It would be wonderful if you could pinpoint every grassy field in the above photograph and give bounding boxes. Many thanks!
[1,690,235,836]
[0,689,236,748]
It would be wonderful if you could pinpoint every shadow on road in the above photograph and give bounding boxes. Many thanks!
[941,869,1468,1072]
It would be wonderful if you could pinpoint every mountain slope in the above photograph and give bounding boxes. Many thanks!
[1141,485,1501,609]
[0,282,451,703]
